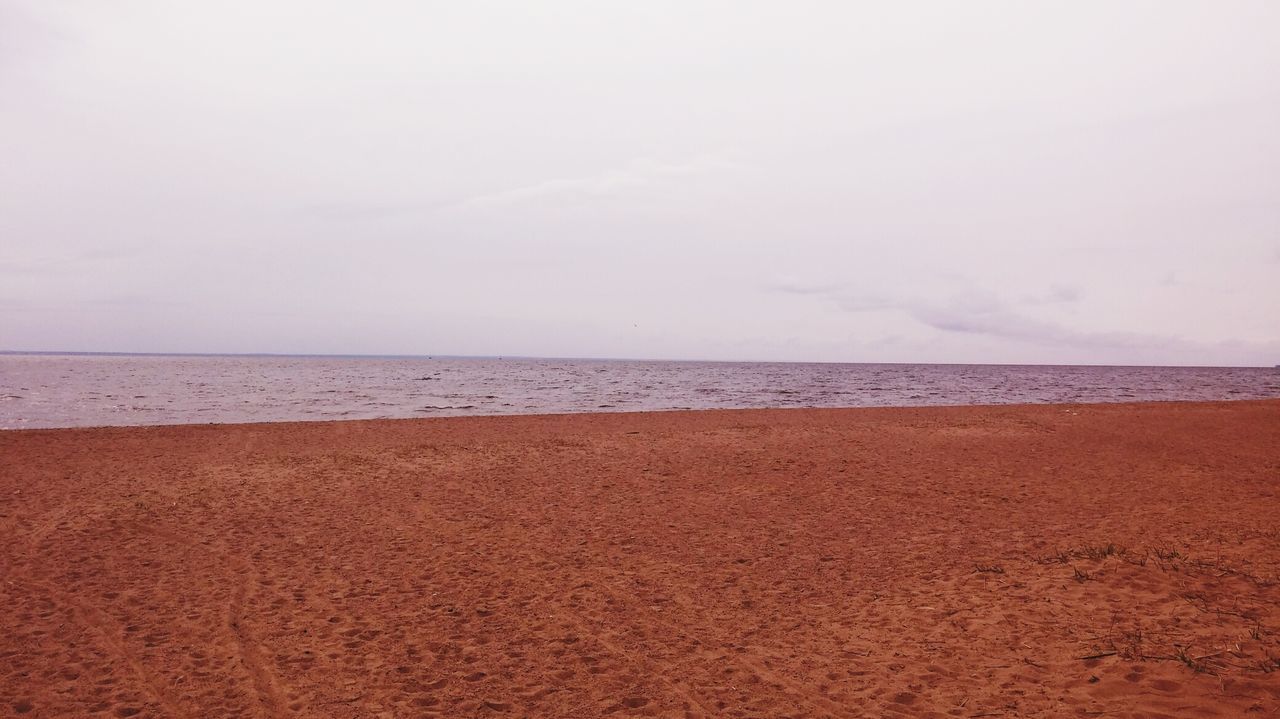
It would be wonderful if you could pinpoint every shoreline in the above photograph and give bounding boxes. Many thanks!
[4,399,1279,716]
[5,396,1279,434]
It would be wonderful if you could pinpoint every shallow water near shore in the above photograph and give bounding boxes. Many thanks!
[2,353,1278,429]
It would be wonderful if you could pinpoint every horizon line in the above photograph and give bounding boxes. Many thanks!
[1,349,1274,370]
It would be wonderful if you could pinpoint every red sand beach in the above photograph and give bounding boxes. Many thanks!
[2,400,1279,717]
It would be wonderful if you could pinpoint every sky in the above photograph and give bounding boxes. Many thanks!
[2,1,1278,365]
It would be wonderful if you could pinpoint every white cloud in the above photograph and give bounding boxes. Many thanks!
[450,156,744,210]
[770,281,1280,366]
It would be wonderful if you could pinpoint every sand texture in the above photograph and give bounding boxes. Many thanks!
[2,400,1279,718]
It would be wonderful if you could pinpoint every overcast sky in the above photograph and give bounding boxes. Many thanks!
[2,1,1278,365]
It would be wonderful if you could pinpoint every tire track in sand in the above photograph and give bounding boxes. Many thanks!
[134,521,290,718]
[227,567,287,718]
[18,577,188,718]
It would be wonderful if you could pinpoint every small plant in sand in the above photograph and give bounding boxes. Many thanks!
[1039,543,1128,565]
[1109,626,1146,660]
[1122,552,1148,567]
[1081,543,1124,560]
[1171,645,1222,675]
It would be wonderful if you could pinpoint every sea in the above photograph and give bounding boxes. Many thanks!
[1,353,1278,430]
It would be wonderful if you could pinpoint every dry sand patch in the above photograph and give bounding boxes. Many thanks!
[2,401,1278,717]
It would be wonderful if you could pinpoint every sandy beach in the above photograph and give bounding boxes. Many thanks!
[3,400,1278,718]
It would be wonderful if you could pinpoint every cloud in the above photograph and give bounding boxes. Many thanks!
[1022,283,1080,305]
[909,304,1110,347]
[0,247,143,275]
[299,200,439,221]
[298,155,745,221]
[450,155,744,211]
[763,277,847,297]
[770,280,1280,362]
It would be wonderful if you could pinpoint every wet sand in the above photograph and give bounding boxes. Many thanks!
[3,400,1279,718]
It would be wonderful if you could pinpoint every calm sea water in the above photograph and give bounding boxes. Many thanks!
[1,354,1277,429]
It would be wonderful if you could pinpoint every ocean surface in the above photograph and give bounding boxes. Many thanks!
[2,354,1278,429]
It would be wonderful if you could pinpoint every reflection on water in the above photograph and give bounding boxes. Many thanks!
[2,354,1277,429]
